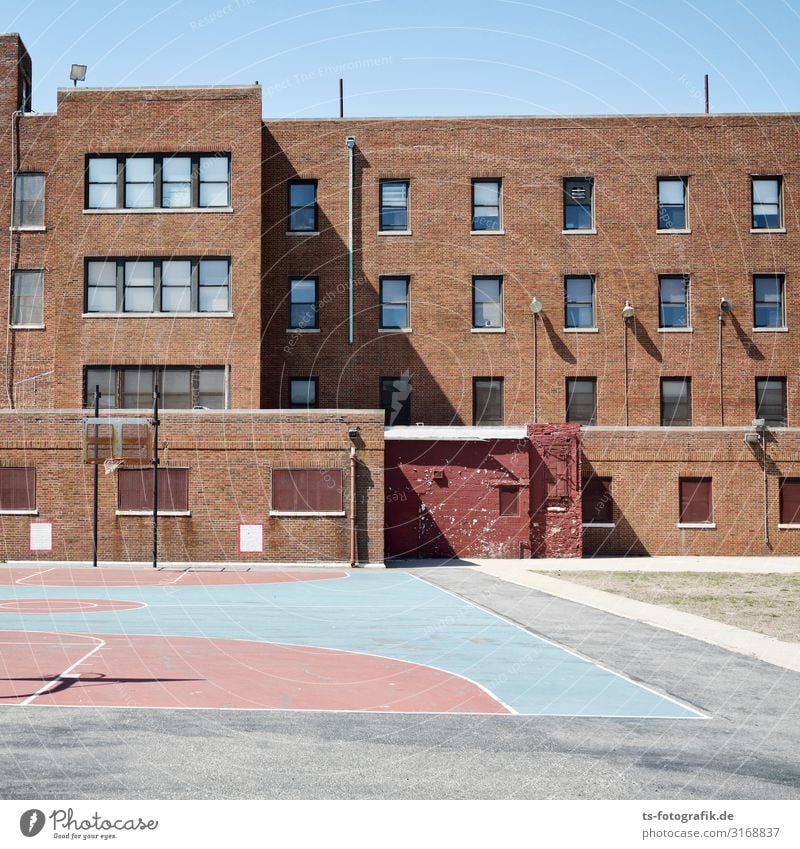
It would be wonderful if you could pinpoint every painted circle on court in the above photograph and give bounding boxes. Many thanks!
[0,598,145,614]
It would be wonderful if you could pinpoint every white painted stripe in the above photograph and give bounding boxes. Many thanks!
[15,568,56,585]
[20,634,106,706]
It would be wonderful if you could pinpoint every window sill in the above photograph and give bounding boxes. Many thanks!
[562,228,597,235]
[82,312,233,319]
[269,511,346,517]
[778,524,800,529]
[677,522,716,529]
[116,510,191,517]
[750,228,786,234]
[546,506,567,512]
[10,226,46,233]
[10,324,45,330]
[378,327,412,334]
[286,230,319,237]
[656,228,691,234]
[84,207,233,215]
[470,229,505,235]
[471,327,505,333]
[563,327,599,333]
[751,327,788,333]
[582,522,615,528]
[378,230,412,236]
[658,327,694,333]
[286,327,320,334]
[0,509,39,516]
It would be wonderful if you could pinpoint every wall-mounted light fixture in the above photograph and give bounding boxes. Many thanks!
[622,301,635,425]
[529,297,543,422]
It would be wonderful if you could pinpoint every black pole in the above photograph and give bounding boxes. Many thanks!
[339,78,344,118]
[92,385,100,568]
[152,385,160,569]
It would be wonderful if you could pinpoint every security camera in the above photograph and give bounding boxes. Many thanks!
[348,427,360,439]
[345,136,356,149]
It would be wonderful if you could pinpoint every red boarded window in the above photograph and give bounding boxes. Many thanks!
[271,469,344,513]
[582,476,613,524]
[0,467,35,510]
[779,478,800,525]
[679,477,712,524]
[118,468,189,512]
[498,486,519,517]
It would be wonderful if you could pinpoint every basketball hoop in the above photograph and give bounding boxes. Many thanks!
[103,457,125,475]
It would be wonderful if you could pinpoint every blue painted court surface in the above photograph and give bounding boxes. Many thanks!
[0,569,702,717]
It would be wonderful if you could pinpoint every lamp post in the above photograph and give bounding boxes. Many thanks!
[529,297,543,423]
[719,298,733,425]
[621,301,635,426]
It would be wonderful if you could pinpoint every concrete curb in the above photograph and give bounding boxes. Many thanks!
[473,563,800,673]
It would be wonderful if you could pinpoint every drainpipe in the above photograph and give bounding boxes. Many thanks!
[7,110,23,409]
[349,445,357,567]
[346,135,356,344]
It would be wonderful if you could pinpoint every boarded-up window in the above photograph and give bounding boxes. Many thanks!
[582,476,613,523]
[118,468,189,512]
[779,478,800,524]
[679,477,712,524]
[498,486,519,517]
[0,467,36,511]
[271,469,344,513]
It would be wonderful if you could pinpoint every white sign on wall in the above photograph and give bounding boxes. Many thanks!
[239,524,263,554]
[29,521,53,552]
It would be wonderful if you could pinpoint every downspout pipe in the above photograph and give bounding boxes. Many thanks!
[346,135,355,344]
[7,109,23,409]
[349,445,357,567]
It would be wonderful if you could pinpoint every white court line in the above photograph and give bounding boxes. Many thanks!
[15,568,56,585]
[407,572,709,719]
[20,633,106,706]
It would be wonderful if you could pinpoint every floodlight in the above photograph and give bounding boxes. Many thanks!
[529,297,543,315]
[720,298,734,314]
[621,301,635,319]
[744,432,761,445]
[69,64,87,87]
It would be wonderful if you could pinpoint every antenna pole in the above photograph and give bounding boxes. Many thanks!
[339,78,344,118]
[704,74,709,114]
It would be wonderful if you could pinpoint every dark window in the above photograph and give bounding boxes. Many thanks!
[471,179,501,231]
[472,277,503,328]
[13,173,45,227]
[271,468,344,513]
[11,270,43,326]
[498,486,519,517]
[380,277,410,329]
[661,378,692,426]
[582,476,613,524]
[380,180,409,231]
[0,467,36,511]
[288,277,319,329]
[752,177,782,229]
[288,180,317,231]
[659,275,690,328]
[657,177,687,230]
[564,178,594,230]
[86,154,230,210]
[566,378,597,425]
[118,467,189,513]
[753,275,785,328]
[564,276,595,328]
[756,377,787,426]
[85,258,230,314]
[380,375,411,426]
[84,366,226,410]
[473,377,503,426]
[779,478,800,525]
[679,477,712,524]
[289,377,318,409]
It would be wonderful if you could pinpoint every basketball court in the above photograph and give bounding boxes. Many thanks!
[0,566,704,717]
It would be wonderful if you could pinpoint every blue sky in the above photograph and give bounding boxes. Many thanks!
[6,0,800,118]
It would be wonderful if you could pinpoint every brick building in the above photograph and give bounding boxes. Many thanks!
[2,31,800,561]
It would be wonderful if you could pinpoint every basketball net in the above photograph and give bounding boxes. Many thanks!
[103,457,124,475]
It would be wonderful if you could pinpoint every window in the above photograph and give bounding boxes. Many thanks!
[679,477,712,525]
[753,274,785,328]
[582,476,613,524]
[84,366,227,410]
[471,179,501,231]
[498,486,519,517]
[657,177,687,230]
[380,180,409,231]
[85,154,230,210]
[658,275,690,328]
[473,378,503,426]
[563,178,594,231]
[756,377,787,426]
[472,277,503,329]
[779,478,800,525]
[564,276,595,328]
[288,180,317,232]
[289,377,318,409]
[271,468,344,514]
[661,378,692,426]
[566,378,597,425]
[752,177,782,229]
[11,270,43,327]
[380,277,410,329]
[380,375,411,426]
[288,277,318,329]
[0,467,36,511]
[118,467,189,513]
[13,173,45,227]
[85,258,230,314]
